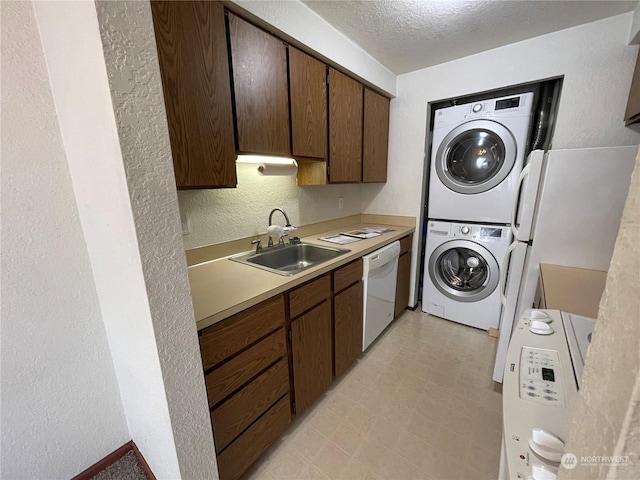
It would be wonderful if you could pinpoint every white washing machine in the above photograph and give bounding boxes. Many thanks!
[422,220,512,330]
[429,92,534,224]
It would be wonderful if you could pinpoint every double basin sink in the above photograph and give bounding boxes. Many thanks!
[231,243,350,276]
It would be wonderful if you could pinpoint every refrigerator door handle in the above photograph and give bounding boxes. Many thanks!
[500,240,519,306]
[511,163,531,239]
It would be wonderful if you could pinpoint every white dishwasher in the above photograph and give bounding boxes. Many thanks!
[362,241,401,351]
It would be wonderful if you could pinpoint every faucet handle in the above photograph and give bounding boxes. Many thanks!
[251,238,262,253]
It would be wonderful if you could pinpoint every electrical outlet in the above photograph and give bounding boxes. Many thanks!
[181,213,190,235]
[338,197,344,210]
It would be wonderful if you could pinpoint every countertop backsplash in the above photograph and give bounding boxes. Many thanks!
[178,163,363,250]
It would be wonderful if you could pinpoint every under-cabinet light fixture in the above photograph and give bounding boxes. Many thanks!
[236,155,298,176]
[236,155,296,165]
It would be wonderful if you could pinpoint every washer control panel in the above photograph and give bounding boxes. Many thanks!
[452,223,508,242]
[520,348,566,408]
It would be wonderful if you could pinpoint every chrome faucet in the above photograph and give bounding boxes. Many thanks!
[267,208,296,247]
[268,208,291,227]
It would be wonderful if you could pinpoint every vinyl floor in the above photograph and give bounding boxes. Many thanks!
[244,309,502,480]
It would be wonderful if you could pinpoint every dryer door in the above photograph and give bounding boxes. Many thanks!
[435,119,517,194]
[428,239,499,302]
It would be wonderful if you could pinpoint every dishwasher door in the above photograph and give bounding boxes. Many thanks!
[362,241,401,351]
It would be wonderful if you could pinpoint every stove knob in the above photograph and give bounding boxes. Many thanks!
[472,103,483,113]
[461,226,470,234]
[531,463,558,480]
[528,428,565,463]
[530,310,551,322]
[529,320,554,335]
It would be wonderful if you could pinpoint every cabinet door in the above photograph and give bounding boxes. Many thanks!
[394,252,411,318]
[329,68,363,183]
[362,89,390,183]
[151,1,237,188]
[229,13,290,156]
[290,300,332,415]
[289,48,327,160]
[334,281,363,378]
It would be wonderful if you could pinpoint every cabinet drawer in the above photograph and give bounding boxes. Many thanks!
[216,395,291,480]
[333,258,363,293]
[205,329,286,407]
[399,235,412,255]
[200,295,285,371]
[289,274,330,319]
[212,358,289,452]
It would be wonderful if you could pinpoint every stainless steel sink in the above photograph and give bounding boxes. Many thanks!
[230,243,350,276]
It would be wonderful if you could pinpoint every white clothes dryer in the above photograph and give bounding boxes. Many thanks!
[429,92,534,224]
[422,220,512,330]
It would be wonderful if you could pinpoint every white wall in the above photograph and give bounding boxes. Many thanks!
[95,1,218,478]
[33,1,189,477]
[233,0,396,95]
[0,2,129,478]
[562,151,640,479]
[362,12,640,304]
[179,165,362,249]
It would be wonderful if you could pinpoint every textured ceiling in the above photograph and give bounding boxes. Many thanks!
[301,0,637,74]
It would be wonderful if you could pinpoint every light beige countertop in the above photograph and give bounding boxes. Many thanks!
[189,222,414,330]
[539,263,608,318]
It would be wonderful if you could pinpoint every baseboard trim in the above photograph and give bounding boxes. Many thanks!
[407,303,418,311]
[131,441,156,480]
[72,440,156,480]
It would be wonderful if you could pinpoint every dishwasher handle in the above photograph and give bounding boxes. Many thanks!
[366,257,398,279]
[362,241,401,273]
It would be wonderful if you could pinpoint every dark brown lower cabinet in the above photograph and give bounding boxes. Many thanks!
[290,300,332,415]
[211,358,289,452]
[394,234,413,318]
[199,297,289,480]
[334,281,363,378]
[200,239,412,479]
[216,395,291,480]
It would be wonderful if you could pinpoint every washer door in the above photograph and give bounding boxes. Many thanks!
[435,120,517,194]
[428,240,499,302]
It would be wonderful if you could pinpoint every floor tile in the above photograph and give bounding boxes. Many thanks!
[310,441,351,479]
[330,421,366,456]
[291,423,329,462]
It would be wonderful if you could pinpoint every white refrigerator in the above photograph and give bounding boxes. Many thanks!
[492,146,638,382]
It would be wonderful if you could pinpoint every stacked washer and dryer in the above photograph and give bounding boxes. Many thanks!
[422,93,534,330]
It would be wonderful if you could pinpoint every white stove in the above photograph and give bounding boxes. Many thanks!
[499,309,595,480]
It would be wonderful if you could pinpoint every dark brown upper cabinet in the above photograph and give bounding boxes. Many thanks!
[363,89,390,183]
[329,68,363,183]
[228,13,291,157]
[151,1,237,189]
[625,49,640,125]
[289,47,327,160]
